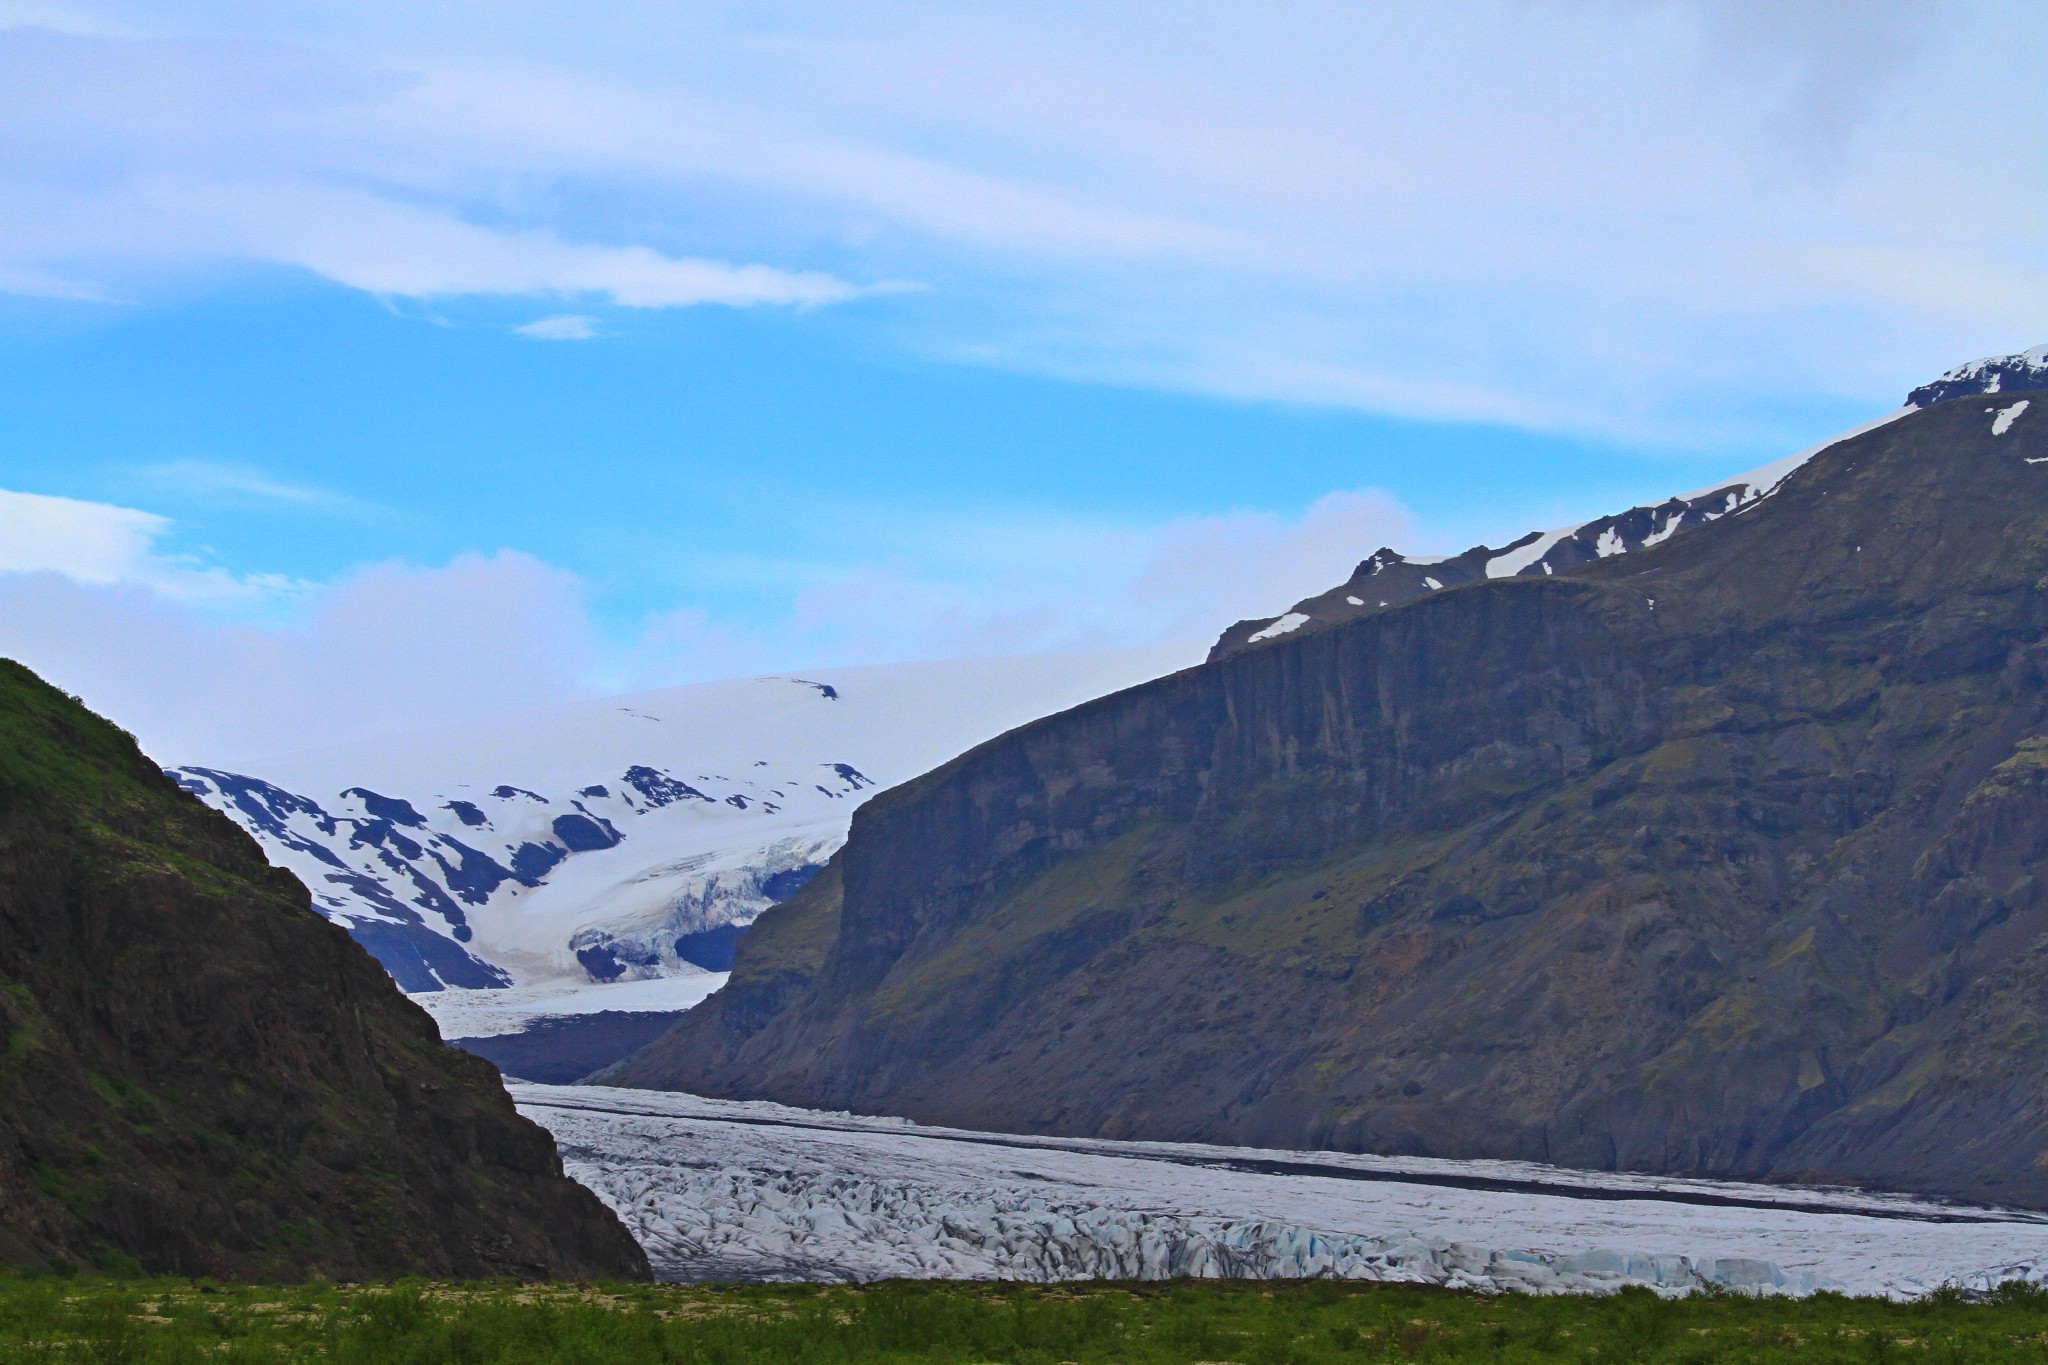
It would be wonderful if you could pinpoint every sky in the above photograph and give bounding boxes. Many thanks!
[0,0,2044,764]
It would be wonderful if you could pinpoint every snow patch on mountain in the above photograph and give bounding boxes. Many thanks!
[1908,344,2048,407]
[1209,406,1918,662]
[1246,612,1310,642]
[175,648,1191,995]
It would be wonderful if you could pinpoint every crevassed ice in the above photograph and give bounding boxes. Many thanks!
[517,1085,2048,1297]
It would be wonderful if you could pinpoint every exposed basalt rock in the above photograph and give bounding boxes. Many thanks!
[611,387,2048,1209]
[0,661,649,1279]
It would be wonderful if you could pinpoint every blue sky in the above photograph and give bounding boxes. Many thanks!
[0,276,1805,625]
[0,1,2043,761]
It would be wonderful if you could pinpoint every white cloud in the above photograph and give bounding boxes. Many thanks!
[515,313,597,340]
[0,548,595,766]
[4,4,2042,437]
[217,182,862,307]
[0,486,299,604]
[669,488,1419,672]
[0,480,1413,761]
[0,173,865,310]
[0,487,165,583]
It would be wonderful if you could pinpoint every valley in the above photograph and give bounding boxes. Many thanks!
[615,357,2048,1210]
[15,347,2048,1299]
[11,4,2048,1331]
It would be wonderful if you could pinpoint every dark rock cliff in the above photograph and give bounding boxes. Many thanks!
[609,389,2048,1208]
[0,660,649,1280]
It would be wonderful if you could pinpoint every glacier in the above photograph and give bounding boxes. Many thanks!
[517,1084,2048,1296]
[171,647,1190,999]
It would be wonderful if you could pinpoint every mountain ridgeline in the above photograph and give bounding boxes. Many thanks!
[1205,469,1799,663]
[1207,349,2048,666]
[0,661,648,1279]
[611,374,2048,1207]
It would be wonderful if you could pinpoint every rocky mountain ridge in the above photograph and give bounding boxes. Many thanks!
[1908,344,2048,407]
[611,362,2048,1208]
[1208,409,1910,662]
[1210,343,2048,663]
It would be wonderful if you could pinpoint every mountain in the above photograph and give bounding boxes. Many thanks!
[1908,344,2048,407]
[0,659,648,1279]
[608,355,2048,1209]
[174,649,1186,995]
[1208,407,1912,662]
[1203,344,2048,665]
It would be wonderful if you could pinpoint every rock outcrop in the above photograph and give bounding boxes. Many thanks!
[610,384,2048,1209]
[0,661,649,1279]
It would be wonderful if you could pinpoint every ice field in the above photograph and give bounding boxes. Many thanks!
[514,1084,2048,1296]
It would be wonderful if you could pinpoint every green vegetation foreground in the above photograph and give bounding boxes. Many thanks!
[7,1276,2048,1363]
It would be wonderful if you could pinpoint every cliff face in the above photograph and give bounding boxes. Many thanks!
[610,390,2048,1208]
[0,661,648,1280]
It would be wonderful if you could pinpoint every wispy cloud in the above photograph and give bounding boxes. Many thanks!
[134,460,382,516]
[515,313,597,340]
[217,182,865,308]
[0,3,2041,439]
[0,171,868,311]
[0,3,2039,437]
[0,488,165,583]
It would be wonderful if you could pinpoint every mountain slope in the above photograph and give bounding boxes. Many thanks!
[610,382,2048,1208]
[1208,407,1913,661]
[175,649,1186,993]
[0,659,648,1279]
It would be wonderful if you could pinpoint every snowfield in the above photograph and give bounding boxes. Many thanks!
[514,1084,2048,1296]
[174,647,1190,995]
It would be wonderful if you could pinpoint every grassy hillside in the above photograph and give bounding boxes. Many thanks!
[0,659,647,1280]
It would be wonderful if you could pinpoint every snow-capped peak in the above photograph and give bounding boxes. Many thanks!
[175,649,1192,995]
[1209,404,1919,662]
[1908,344,2048,408]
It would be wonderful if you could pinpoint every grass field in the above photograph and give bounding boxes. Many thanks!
[6,1275,2048,1363]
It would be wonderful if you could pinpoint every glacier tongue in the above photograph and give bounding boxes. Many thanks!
[568,1161,1796,1292]
[517,1085,2048,1295]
